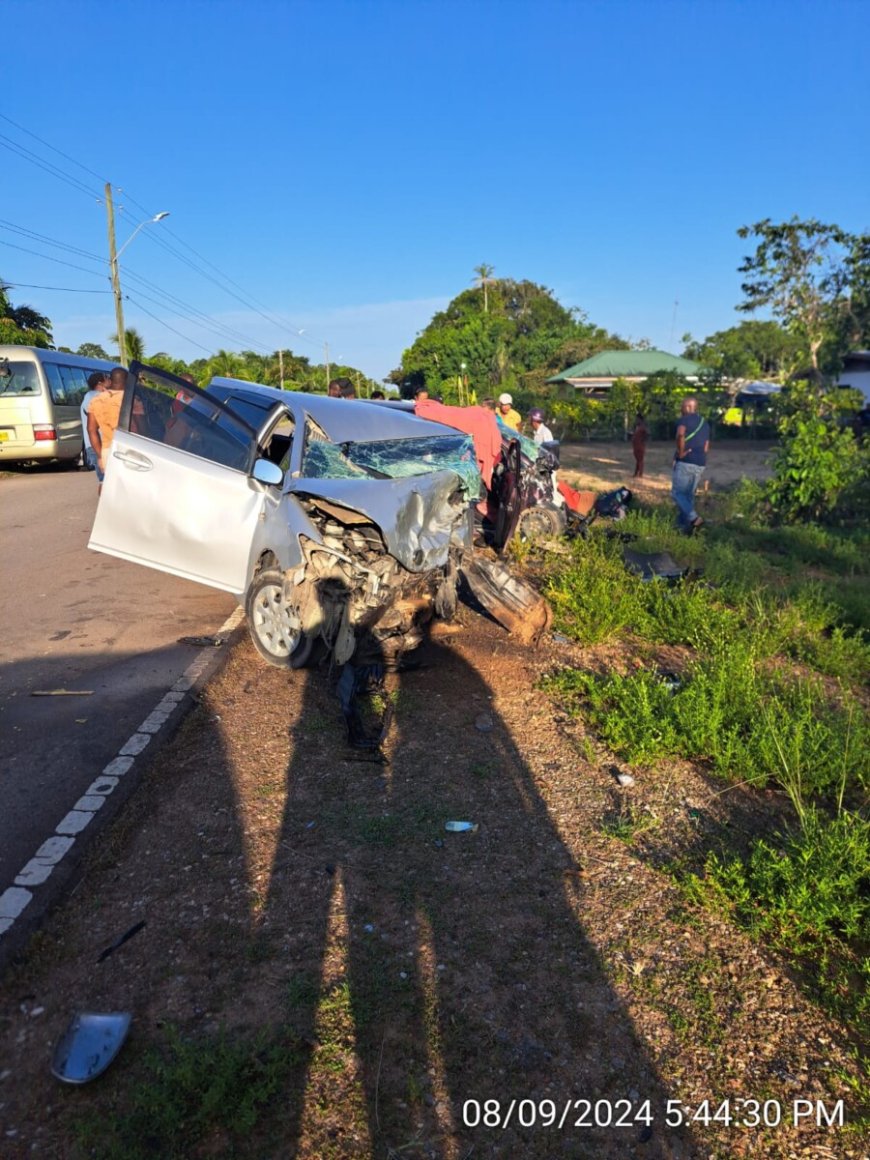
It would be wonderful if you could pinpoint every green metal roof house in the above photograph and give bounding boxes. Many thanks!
[547,349,705,394]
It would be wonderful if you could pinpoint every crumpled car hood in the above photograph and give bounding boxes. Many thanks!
[293,470,469,572]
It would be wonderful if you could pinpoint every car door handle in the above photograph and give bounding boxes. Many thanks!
[113,449,153,471]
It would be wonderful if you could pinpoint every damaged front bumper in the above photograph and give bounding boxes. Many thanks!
[283,471,472,664]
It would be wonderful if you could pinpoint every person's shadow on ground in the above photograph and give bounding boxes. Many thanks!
[241,627,697,1159]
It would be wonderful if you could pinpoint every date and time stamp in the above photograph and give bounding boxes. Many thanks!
[461,1096,846,1132]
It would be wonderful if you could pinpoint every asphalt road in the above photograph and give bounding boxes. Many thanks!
[0,465,236,895]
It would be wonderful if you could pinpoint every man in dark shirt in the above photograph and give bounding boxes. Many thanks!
[672,396,710,531]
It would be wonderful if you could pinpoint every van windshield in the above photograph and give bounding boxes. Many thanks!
[0,359,41,397]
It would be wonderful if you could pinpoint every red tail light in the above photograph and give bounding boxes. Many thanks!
[33,425,57,441]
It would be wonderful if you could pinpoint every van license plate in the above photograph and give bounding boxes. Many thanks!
[0,431,10,441]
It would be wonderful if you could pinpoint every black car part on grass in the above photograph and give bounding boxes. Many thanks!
[460,555,552,645]
[622,548,698,584]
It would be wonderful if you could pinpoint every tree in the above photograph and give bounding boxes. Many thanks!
[472,263,495,314]
[202,349,253,381]
[6,304,53,342]
[109,326,145,363]
[736,217,870,374]
[1,279,53,346]
[766,380,866,523]
[77,342,110,360]
[398,277,625,400]
[683,321,802,381]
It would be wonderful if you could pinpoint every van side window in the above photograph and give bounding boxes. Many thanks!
[57,365,87,405]
[43,364,65,401]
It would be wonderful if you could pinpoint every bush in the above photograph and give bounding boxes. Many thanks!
[684,809,870,1021]
[543,642,869,801]
[766,381,869,523]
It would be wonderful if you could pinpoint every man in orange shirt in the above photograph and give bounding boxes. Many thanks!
[87,366,128,493]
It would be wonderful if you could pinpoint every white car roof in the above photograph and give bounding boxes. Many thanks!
[207,377,456,443]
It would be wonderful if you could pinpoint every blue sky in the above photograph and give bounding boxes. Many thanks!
[2,0,868,380]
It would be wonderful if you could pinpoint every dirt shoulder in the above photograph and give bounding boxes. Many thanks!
[0,600,865,1158]
[558,438,776,496]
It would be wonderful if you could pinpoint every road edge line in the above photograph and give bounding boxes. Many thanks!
[0,607,246,952]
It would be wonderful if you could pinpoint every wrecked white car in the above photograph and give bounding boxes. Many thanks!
[88,364,478,667]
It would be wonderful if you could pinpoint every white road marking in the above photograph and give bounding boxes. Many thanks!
[0,607,245,945]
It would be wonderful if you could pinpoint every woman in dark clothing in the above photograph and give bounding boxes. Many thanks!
[631,413,648,478]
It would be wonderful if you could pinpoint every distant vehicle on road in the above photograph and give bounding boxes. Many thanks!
[88,363,478,668]
[0,345,116,466]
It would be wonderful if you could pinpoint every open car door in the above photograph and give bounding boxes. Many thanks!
[89,363,274,596]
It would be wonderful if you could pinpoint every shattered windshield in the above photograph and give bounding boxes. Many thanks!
[301,431,481,498]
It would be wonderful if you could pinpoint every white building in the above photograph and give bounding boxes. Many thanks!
[837,350,870,405]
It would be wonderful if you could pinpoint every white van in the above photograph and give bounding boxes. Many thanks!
[0,346,117,465]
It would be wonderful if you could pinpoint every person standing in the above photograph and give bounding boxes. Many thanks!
[672,396,710,532]
[80,369,109,472]
[631,413,648,478]
[497,393,521,431]
[528,408,554,444]
[87,366,128,493]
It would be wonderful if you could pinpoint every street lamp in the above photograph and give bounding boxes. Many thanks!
[105,181,169,366]
[116,211,170,262]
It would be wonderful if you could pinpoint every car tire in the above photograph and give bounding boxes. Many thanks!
[245,568,315,669]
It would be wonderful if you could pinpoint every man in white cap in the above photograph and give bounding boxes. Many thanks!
[497,392,521,431]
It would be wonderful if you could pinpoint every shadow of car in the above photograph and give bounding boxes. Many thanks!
[88,364,479,667]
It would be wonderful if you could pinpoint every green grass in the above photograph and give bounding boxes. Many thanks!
[542,645,868,801]
[73,1024,302,1160]
[682,808,870,1025]
[536,502,870,1029]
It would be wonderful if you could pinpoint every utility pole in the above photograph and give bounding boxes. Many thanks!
[324,341,330,392]
[278,349,285,390]
[105,182,127,366]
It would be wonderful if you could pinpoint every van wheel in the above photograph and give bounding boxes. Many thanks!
[245,569,314,668]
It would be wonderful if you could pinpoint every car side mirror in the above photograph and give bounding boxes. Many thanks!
[251,458,284,487]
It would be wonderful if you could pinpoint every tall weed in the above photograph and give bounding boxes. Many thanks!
[683,808,870,1023]
[543,643,869,801]
[542,537,644,645]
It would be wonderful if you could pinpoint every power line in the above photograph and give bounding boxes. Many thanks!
[0,237,109,279]
[116,197,322,351]
[0,133,102,203]
[0,111,110,187]
[4,283,110,294]
[124,294,217,356]
[0,217,277,354]
[125,284,272,354]
[131,217,320,350]
[116,260,282,351]
[0,113,325,355]
[0,218,105,264]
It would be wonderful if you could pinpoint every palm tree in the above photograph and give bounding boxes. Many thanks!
[1,280,54,343]
[473,263,495,314]
[203,349,252,381]
[108,326,145,363]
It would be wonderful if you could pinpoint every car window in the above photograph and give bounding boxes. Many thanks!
[216,393,294,469]
[57,365,88,405]
[0,359,41,396]
[43,364,63,400]
[130,369,256,473]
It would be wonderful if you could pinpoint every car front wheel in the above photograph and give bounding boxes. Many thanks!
[245,568,314,668]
